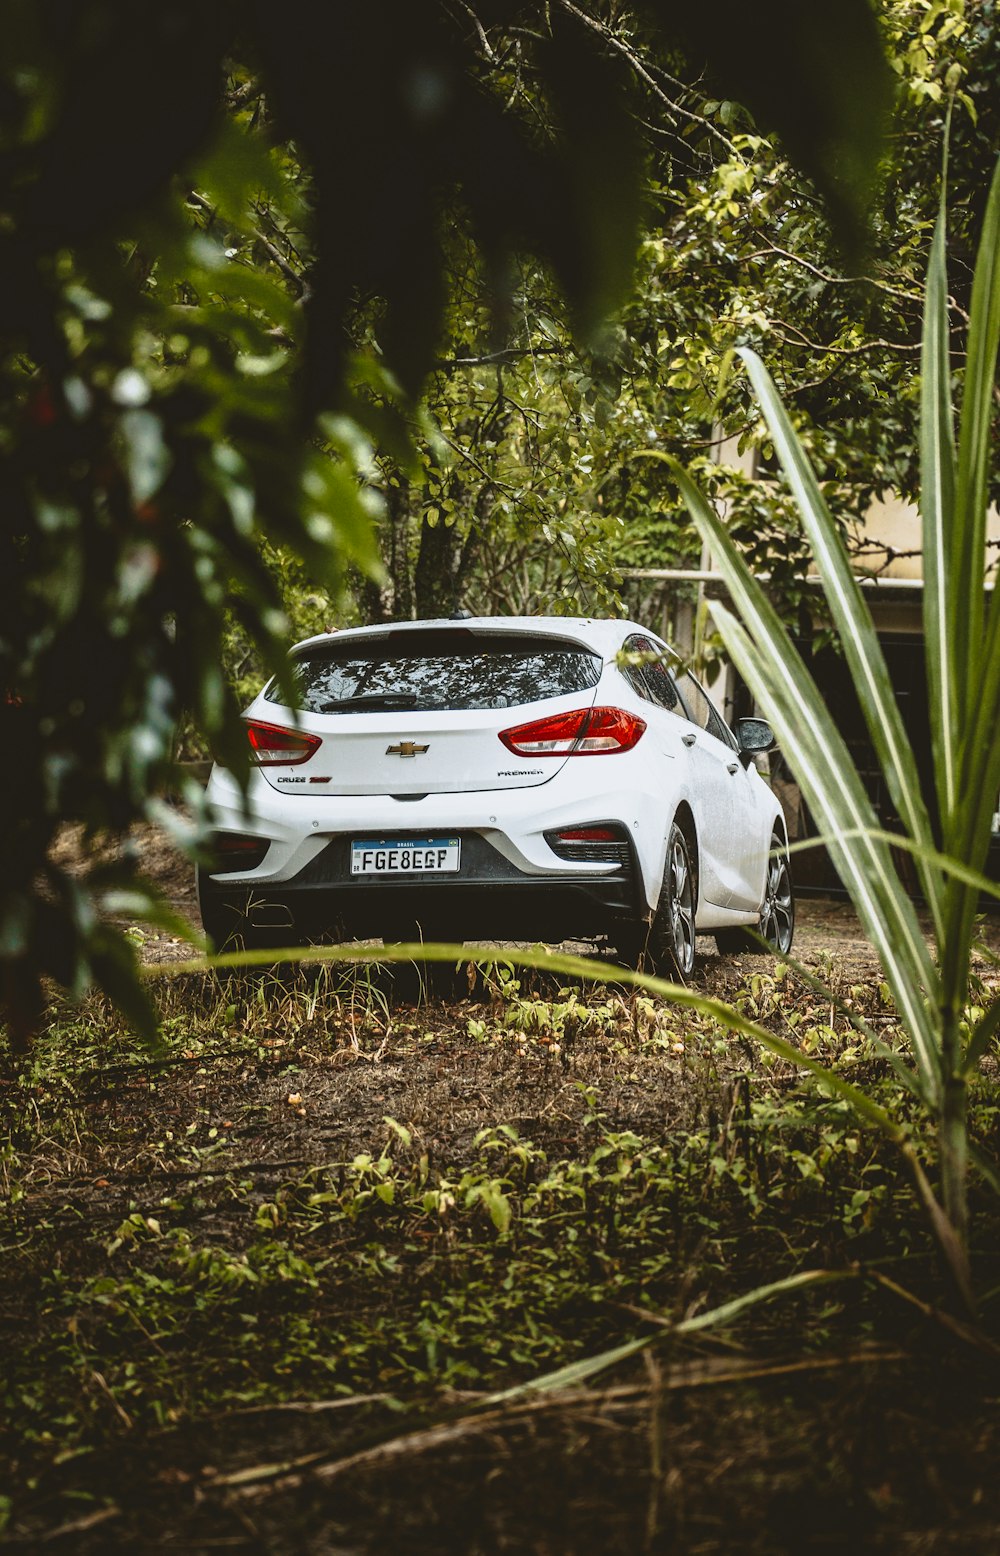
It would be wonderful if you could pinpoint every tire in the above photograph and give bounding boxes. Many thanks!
[643,820,698,979]
[714,831,794,957]
[759,834,795,953]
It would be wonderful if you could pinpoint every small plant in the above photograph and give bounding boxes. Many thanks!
[671,149,1000,1310]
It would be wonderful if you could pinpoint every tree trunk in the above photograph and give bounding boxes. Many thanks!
[414,512,464,618]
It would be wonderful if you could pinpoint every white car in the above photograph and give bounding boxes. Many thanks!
[197,615,794,974]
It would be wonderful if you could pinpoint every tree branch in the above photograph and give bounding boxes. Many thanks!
[745,242,971,325]
[553,0,739,155]
[252,229,310,300]
[434,345,560,370]
[767,317,926,358]
[744,244,925,309]
[446,0,497,61]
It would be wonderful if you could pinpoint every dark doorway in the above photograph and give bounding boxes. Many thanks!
[782,633,998,895]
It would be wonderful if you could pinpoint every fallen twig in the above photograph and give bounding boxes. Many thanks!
[214,1342,911,1502]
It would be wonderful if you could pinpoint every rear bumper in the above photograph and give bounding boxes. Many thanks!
[201,764,670,910]
[199,828,645,942]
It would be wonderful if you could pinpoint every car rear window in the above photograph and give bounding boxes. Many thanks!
[264,631,603,713]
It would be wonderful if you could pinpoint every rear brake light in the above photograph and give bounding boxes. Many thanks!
[245,718,320,765]
[211,833,270,872]
[499,707,645,756]
[545,822,632,865]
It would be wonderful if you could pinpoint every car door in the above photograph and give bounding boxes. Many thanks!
[620,636,737,909]
[675,670,765,909]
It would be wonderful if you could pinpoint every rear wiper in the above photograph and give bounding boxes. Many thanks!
[319,693,422,712]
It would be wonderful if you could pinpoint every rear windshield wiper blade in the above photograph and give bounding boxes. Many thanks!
[319,693,422,712]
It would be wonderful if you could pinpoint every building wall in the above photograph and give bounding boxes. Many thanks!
[856,494,1000,583]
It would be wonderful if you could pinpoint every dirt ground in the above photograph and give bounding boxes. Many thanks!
[8,824,1000,1554]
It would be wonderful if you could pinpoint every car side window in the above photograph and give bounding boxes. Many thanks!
[676,671,735,747]
[621,635,685,715]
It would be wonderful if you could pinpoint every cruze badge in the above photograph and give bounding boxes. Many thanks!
[386,741,429,757]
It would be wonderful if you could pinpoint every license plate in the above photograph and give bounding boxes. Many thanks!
[350,838,461,875]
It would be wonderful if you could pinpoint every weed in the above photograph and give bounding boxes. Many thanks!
[3,963,1000,1539]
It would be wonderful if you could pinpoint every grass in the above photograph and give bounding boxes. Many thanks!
[2,954,1000,1551]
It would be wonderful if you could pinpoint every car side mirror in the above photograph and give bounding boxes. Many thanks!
[735,716,776,768]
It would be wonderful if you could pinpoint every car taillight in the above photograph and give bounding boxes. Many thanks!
[210,833,270,872]
[545,822,632,866]
[499,707,646,756]
[553,827,620,842]
[245,719,321,765]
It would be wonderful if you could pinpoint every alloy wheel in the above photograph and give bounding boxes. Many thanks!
[759,841,794,953]
[667,828,696,976]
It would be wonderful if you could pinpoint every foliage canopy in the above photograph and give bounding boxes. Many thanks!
[3,0,893,1035]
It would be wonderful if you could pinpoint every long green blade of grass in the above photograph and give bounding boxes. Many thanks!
[737,348,944,933]
[151,939,905,1137]
[946,644,1000,1022]
[670,465,942,1100]
[937,156,1000,1018]
[919,198,958,834]
[485,1269,859,1403]
[710,596,941,1098]
[783,826,1000,902]
[150,937,970,1297]
[963,995,1000,1077]
[952,155,1000,734]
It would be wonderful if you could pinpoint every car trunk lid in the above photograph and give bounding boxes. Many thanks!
[253,627,604,797]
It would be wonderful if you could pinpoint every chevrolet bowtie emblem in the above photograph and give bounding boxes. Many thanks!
[386,741,429,757]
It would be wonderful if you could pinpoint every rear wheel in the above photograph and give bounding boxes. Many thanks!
[760,835,795,953]
[714,831,794,956]
[629,821,697,979]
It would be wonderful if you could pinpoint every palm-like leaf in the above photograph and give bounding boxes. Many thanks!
[738,349,944,937]
[952,157,1000,728]
[670,150,1000,1291]
[920,198,958,834]
[940,155,1000,1017]
[670,465,942,1105]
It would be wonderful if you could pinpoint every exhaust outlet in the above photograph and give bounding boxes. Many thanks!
[247,901,295,929]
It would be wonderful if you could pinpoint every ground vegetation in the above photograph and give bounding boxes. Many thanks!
[5,10,1000,1542]
[2,918,1000,1550]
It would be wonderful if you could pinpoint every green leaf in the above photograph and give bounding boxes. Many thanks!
[920,196,958,833]
[942,155,1000,1013]
[717,599,941,1101]
[119,409,171,505]
[667,462,942,1103]
[953,154,1000,733]
[89,934,162,1049]
[485,1184,512,1237]
[736,348,944,934]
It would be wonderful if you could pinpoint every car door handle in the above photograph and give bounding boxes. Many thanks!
[681,733,697,747]
[727,761,740,774]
